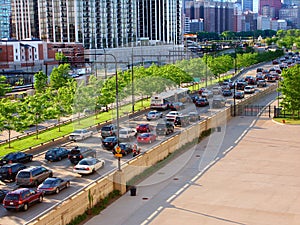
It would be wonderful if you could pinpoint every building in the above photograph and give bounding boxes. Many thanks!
[242,0,253,11]
[184,0,234,33]
[242,10,257,31]
[10,0,181,50]
[257,15,271,30]
[259,0,282,18]
[279,6,300,28]
[0,0,11,39]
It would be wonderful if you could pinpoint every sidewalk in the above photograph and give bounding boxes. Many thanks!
[85,113,300,225]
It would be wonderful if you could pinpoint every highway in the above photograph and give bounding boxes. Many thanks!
[0,61,278,224]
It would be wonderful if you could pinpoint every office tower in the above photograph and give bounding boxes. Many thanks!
[259,0,282,18]
[243,0,253,11]
[10,0,182,49]
[0,0,11,39]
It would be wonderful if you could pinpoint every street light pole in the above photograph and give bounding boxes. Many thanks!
[233,82,236,117]
[131,48,134,113]
[77,52,121,170]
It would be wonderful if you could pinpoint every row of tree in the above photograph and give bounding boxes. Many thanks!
[0,47,285,147]
[265,29,300,50]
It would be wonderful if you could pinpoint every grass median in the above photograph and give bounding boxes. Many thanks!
[0,100,150,157]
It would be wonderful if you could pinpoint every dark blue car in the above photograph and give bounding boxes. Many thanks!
[45,147,70,162]
[0,152,33,166]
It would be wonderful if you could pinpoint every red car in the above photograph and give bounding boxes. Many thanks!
[137,133,156,144]
[136,124,151,133]
[3,188,43,211]
[195,98,209,107]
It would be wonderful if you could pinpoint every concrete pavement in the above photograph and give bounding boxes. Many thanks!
[85,108,300,225]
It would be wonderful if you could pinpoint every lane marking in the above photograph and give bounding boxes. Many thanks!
[166,194,176,203]
[223,146,233,155]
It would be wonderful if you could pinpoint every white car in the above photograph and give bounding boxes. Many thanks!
[146,110,163,121]
[165,111,181,122]
[73,158,105,175]
[119,128,137,140]
[201,90,213,98]
[244,85,255,94]
[69,129,93,141]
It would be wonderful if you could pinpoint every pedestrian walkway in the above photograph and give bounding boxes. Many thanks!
[85,111,300,225]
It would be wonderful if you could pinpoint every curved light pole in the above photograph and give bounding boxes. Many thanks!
[76,53,121,171]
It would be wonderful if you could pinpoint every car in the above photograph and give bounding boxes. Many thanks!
[191,95,200,103]
[0,152,33,166]
[73,158,105,175]
[169,102,184,111]
[101,124,118,138]
[69,129,93,141]
[0,163,27,182]
[112,143,133,156]
[257,80,267,88]
[201,90,213,98]
[256,67,263,73]
[67,147,97,164]
[188,112,200,122]
[233,91,245,99]
[198,87,206,95]
[102,136,118,150]
[244,85,255,94]
[37,177,70,194]
[146,110,163,121]
[236,81,248,90]
[136,124,152,133]
[119,128,137,140]
[222,89,232,97]
[16,166,53,187]
[137,133,156,144]
[212,86,222,95]
[45,147,70,162]
[165,111,181,122]
[0,189,9,203]
[195,98,209,107]
[3,188,44,211]
[174,115,190,127]
[156,122,174,135]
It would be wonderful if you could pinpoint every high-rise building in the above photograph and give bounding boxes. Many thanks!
[10,0,182,49]
[242,0,253,11]
[259,0,282,18]
[0,0,11,39]
[184,0,234,33]
[279,6,300,28]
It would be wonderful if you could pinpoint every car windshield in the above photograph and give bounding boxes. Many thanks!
[104,137,115,141]
[119,130,128,134]
[17,172,30,178]
[43,179,56,185]
[148,112,156,115]
[5,194,19,201]
[79,160,93,165]
[102,126,112,131]
[72,130,83,134]
[157,124,166,127]
[3,153,15,160]
[139,124,147,127]
[140,133,150,137]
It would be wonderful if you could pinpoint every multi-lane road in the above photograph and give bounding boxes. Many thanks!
[0,61,278,224]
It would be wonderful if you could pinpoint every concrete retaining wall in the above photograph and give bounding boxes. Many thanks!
[28,83,276,225]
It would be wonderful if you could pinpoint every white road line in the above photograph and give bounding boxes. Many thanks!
[147,210,158,220]
[166,194,176,203]
[183,183,189,189]
[223,146,233,155]
[175,187,185,195]
[140,220,148,225]
[157,206,163,211]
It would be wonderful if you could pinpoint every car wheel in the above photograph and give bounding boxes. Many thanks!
[38,195,43,203]
[5,208,12,211]
[49,172,53,177]
[23,203,29,211]
[58,157,62,161]
[55,188,60,194]
[29,156,33,162]
[92,169,95,174]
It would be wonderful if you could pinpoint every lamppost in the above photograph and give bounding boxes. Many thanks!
[77,53,121,171]
[233,82,236,117]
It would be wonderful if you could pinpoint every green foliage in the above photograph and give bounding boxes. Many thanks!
[50,64,71,89]
[278,64,300,119]
[34,71,48,93]
[0,75,11,96]
[274,29,300,49]
[55,52,68,63]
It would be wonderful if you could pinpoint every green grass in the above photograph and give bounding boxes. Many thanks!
[273,117,300,125]
[0,100,150,157]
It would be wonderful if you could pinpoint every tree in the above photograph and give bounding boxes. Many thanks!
[23,93,52,139]
[50,64,71,89]
[278,64,300,119]
[55,52,68,63]
[0,75,11,96]
[0,99,26,148]
[34,71,48,93]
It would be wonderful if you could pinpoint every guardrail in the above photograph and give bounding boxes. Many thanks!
[26,80,277,225]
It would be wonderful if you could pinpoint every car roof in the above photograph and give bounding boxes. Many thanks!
[8,188,29,194]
